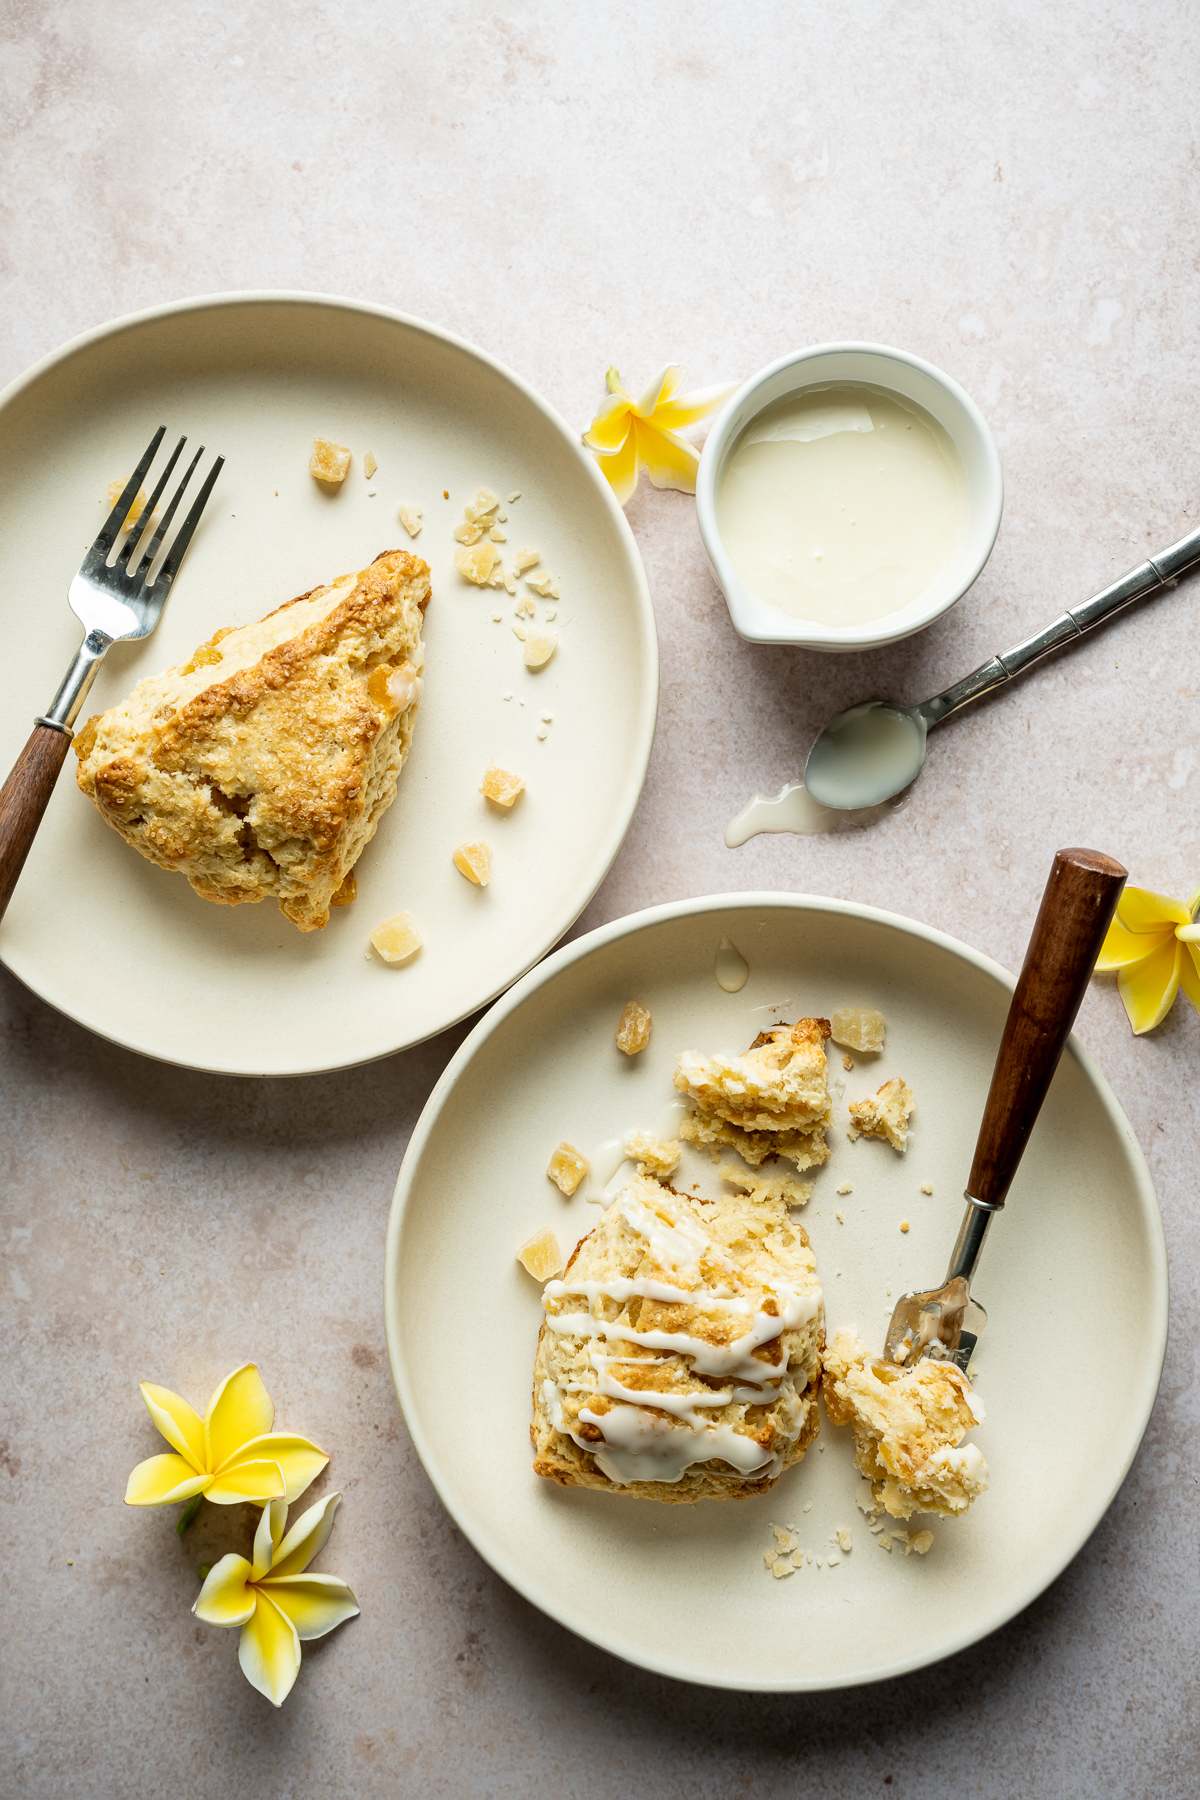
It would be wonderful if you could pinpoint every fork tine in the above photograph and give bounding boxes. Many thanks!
[130,443,204,579]
[143,454,224,595]
[117,435,186,570]
[92,426,166,556]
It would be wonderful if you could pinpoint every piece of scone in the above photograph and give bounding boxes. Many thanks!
[674,1019,833,1168]
[848,1076,914,1151]
[823,1329,988,1519]
[531,1172,824,1502]
[74,550,430,931]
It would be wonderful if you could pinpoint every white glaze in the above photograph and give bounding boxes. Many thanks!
[725,780,906,846]
[715,935,750,992]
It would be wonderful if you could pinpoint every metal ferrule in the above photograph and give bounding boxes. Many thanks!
[943,1194,999,1286]
[38,631,112,736]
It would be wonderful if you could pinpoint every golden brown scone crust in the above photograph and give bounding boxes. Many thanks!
[74,549,429,931]
[531,1174,824,1503]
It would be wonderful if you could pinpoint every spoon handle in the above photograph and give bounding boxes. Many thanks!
[918,522,1200,729]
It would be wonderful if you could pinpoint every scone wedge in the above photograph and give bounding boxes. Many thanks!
[74,549,429,931]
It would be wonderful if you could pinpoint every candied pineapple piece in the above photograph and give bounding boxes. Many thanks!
[453,840,492,886]
[107,479,148,527]
[363,451,377,479]
[547,1142,589,1195]
[616,999,652,1055]
[831,1007,886,1053]
[465,486,501,523]
[481,765,525,808]
[513,546,540,573]
[517,1227,564,1281]
[455,541,501,584]
[397,503,422,537]
[526,572,560,599]
[370,911,423,964]
[309,438,351,483]
[524,631,558,669]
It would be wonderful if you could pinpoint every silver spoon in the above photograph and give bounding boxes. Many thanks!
[804,523,1200,809]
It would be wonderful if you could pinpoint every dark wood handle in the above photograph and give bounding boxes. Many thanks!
[967,847,1127,1208]
[0,723,72,922]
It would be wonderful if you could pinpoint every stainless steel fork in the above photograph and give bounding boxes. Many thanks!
[0,426,223,921]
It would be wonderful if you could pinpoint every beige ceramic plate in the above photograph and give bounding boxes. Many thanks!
[385,893,1166,1691]
[0,294,656,1075]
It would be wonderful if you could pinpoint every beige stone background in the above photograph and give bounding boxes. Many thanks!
[3,3,1199,1794]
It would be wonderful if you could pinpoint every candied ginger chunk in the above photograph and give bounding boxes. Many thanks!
[370,912,423,964]
[517,1227,563,1281]
[616,999,652,1055]
[465,487,501,523]
[513,546,540,574]
[363,451,378,479]
[453,520,484,544]
[455,541,501,584]
[524,631,558,669]
[831,1007,886,1053]
[397,502,423,538]
[547,1142,589,1195]
[480,765,525,808]
[453,841,492,886]
[107,479,147,527]
[526,572,559,599]
[309,438,351,483]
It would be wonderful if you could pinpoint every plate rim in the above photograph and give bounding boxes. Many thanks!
[0,290,659,1076]
[383,888,1168,1691]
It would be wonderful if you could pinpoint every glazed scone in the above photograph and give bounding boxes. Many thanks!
[531,1172,824,1502]
[823,1329,988,1519]
[674,1019,833,1168]
[74,550,430,931]
[848,1076,915,1151]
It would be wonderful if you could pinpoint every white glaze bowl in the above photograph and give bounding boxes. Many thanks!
[695,342,1003,652]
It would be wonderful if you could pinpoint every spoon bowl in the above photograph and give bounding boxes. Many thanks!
[804,700,927,808]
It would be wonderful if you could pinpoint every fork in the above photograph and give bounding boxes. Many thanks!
[0,426,223,923]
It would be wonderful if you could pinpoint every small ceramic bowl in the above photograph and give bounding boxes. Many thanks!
[695,342,1003,652]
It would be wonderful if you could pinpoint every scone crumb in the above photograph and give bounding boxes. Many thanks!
[547,1142,589,1196]
[848,1077,915,1152]
[771,1524,798,1553]
[310,439,351,484]
[363,451,377,479]
[900,1219,910,1232]
[370,911,423,964]
[536,725,549,740]
[616,1000,652,1055]
[455,541,502,584]
[920,1182,933,1194]
[835,1210,845,1223]
[836,1181,853,1195]
[907,1529,934,1556]
[452,841,492,886]
[831,1006,886,1053]
[514,547,540,573]
[877,1533,893,1552]
[721,1164,813,1208]
[397,503,423,537]
[107,479,147,526]
[624,1132,680,1179]
[491,610,503,623]
[481,765,525,808]
[843,1054,854,1070]
[524,631,558,669]
[517,1227,563,1281]
[330,872,357,908]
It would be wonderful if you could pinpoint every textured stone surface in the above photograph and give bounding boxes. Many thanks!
[3,3,1199,1794]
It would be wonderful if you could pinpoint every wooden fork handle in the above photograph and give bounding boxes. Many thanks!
[966,847,1127,1210]
[0,723,73,923]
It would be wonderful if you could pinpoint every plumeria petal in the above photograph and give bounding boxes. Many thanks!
[652,382,737,430]
[253,1498,289,1580]
[204,1458,287,1506]
[193,1554,258,1627]
[637,421,701,493]
[270,1492,342,1578]
[1096,916,1172,971]
[582,393,634,452]
[632,364,681,417]
[124,1453,210,1507]
[226,1434,328,1501]
[1117,886,1191,933]
[140,1383,206,1470]
[594,429,640,505]
[1179,942,1200,1014]
[204,1364,275,1471]
[1117,936,1182,1034]
[238,1593,301,1707]
[259,1573,360,1641]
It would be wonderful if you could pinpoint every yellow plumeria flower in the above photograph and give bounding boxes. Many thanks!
[125,1363,327,1509]
[583,364,735,505]
[194,1492,359,1706]
[1095,883,1200,1033]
